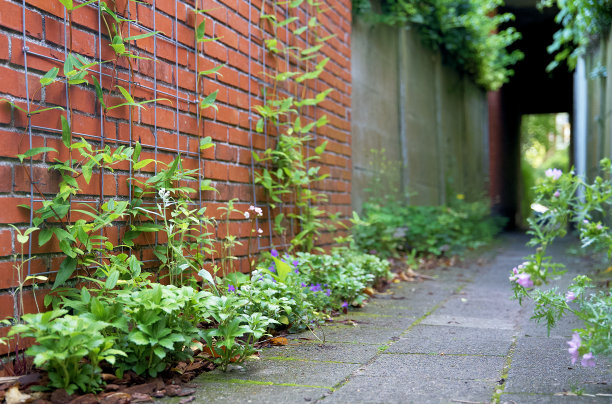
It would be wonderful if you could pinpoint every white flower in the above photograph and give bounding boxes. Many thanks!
[244,211,250,219]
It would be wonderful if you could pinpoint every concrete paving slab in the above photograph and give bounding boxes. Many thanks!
[435,295,520,319]
[288,324,406,345]
[358,353,506,381]
[163,381,329,404]
[260,341,381,364]
[421,314,515,330]
[386,324,514,356]
[334,312,417,329]
[504,337,612,395]
[323,375,497,404]
[499,393,612,403]
[192,358,360,388]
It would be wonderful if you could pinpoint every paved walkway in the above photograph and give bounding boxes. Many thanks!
[168,234,611,403]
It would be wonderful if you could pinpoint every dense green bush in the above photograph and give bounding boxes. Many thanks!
[352,197,505,257]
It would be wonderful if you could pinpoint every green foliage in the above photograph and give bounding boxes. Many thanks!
[353,0,523,90]
[254,0,336,252]
[352,197,505,258]
[511,159,612,363]
[540,0,612,71]
[8,310,125,394]
[201,295,276,371]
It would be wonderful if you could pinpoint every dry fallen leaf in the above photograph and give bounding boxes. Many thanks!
[269,336,289,346]
[5,386,31,404]
[363,287,376,297]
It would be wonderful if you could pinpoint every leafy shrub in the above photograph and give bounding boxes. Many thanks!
[201,295,276,370]
[353,198,505,257]
[8,310,125,394]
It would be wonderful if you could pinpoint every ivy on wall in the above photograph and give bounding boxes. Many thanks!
[352,0,524,91]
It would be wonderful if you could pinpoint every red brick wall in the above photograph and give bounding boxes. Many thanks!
[0,0,352,327]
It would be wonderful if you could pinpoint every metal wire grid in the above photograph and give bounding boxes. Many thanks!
[249,0,321,251]
[16,0,215,278]
[14,0,326,280]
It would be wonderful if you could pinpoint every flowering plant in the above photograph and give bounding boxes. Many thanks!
[512,160,612,367]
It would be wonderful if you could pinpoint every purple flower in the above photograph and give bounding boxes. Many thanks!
[583,219,589,224]
[271,249,279,258]
[553,190,560,198]
[567,333,581,364]
[292,259,299,267]
[301,282,307,288]
[545,168,562,180]
[565,291,576,302]
[309,283,322,292]
[596,223,603,230]
[581,352,596,367]
[269,262,276,273]
[516,273,534,288]
[325,289,331,297]
[341,301,348,308]
[228,284,235,293]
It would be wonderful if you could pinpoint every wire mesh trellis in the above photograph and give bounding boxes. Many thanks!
[12,0,328,285]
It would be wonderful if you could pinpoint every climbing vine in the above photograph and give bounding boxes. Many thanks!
[352,0,524,91]
[254,0,337,252]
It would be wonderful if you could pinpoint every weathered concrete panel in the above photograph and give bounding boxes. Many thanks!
[399,27,440,205]
[351,19,401,210]
[351,20,489,211]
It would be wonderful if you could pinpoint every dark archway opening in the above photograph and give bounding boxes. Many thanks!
[489,1,574,229]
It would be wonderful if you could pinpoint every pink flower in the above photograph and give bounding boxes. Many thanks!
[516,273,533,288]
[257,228,263,234]
[567,333,581,364]
[596,223,603,230]
[565,291,576,302]
[581,352,596,367]
[553,190,560,198]
[545,168,562,180]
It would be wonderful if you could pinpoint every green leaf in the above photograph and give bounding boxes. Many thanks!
[133,159,156,170]
[116,85,135,105]
[129,331,149,346]
[133,142,142,162]
[196,20,206,42]
[91,76,106,110]
[200,136,214,150]
[40,67,59,87]
[315,141,327,155]
[125,31,161,42]
[105,270,119,289]
[18,147,57,163]
[61,115,71,148]
[53,257,77,289]
[38,228,53,246]
[82,163,93,184]
[199,90,218,110]
[198,65,223,77]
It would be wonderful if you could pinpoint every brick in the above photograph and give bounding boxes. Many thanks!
[0,0,43,38]
[0,229,13,257]
[0,165,12,192]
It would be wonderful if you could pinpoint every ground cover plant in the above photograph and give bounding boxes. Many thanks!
[510,161,612,367]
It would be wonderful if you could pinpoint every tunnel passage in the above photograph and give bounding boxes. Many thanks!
[489,1,574,228]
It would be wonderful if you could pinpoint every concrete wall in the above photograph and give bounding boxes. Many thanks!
[579,29,612,177]
[351,21,490,211]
